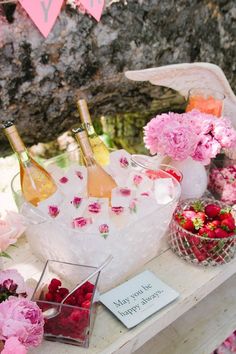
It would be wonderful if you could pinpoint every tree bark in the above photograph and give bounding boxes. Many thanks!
[0,0,235,155]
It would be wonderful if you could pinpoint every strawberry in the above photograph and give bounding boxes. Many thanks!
[214,228,228,238]
[198,227,215,238]
[191,200,204,212]
[196,211,207,223]
[206,220,220,230]
[204,204,221,218]
[179,217,195,231]
[221,217,235,232]
[192,245,208,261]
[219,208,232,220]
[182,210,197,219]
[192,216,204,230]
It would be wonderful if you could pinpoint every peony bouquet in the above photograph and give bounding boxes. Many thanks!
[0,269,44,353]
[143,110,236,165]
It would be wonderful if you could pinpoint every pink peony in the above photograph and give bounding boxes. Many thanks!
[144,110,236,164]
[212,117,236,148]
[191,134,221,165]
[159,123,197,160]
[0,212,25,253]
[0,297,44,348]
[2,337,27,354]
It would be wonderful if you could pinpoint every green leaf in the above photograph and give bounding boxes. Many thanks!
[0,251,12,259]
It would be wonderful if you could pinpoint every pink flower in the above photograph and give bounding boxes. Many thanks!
[0,212,25,253]
[133,175,143,186]
[212,117,236,148]
[88,202,101,214]
[75,171,83,180]
[99,224,109,238]
[0,269,28,298]
[71,197,82,208]
[119,188,131,196]
[144,110,236,164]
[191,135,221,165]
[72,217,92,229]
[0,297,44,348]
[111,206,124,215]
[119,157,129,168]
[59,176,69,184]
[2,337,27,354]
[48,205,60,218]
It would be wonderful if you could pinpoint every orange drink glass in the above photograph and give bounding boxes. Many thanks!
[186,88,225,117]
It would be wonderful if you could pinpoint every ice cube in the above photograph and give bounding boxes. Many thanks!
[107,150,132,185]
[111,187,136,208]
[154,178,175,204]
[127,171,153,193]
[57,165,87,199]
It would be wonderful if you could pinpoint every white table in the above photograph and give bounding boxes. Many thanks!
[3,236,236,354]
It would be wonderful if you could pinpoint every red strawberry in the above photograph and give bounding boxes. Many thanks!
[196,212,207,223]
[191,200,204,212]
[221,217,235,232]
[192,216,204,231]
[204,204,221,218]
[182,210,197,219]
[188,235,201,246]
[198,227,215,238]
[192,245,207,261]
[219,208,232,220]
[179,217,195,231]
[206,220,220,230]
[214,228,228,238]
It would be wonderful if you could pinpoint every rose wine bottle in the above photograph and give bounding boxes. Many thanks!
[3,121,57,206]
[73,127,117,200]
[77,99,110,166]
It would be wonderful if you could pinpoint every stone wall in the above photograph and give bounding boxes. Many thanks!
[0,0,235,155]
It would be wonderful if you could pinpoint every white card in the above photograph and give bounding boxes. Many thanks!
[100,270,179,328]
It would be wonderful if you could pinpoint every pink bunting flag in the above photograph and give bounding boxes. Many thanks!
[79,0,105,22]
[19,0,64,38]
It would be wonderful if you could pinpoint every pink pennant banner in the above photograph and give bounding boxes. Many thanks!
[79,0,105,22]
[19,0,64,38]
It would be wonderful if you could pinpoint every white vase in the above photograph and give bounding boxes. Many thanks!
[170,157,208,199]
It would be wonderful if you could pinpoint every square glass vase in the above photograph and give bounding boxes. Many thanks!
[32,260,100,348]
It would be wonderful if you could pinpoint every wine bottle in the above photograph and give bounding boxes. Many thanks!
[73,127,117,200]
[77,99,110,166]
[2,121,57,206]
